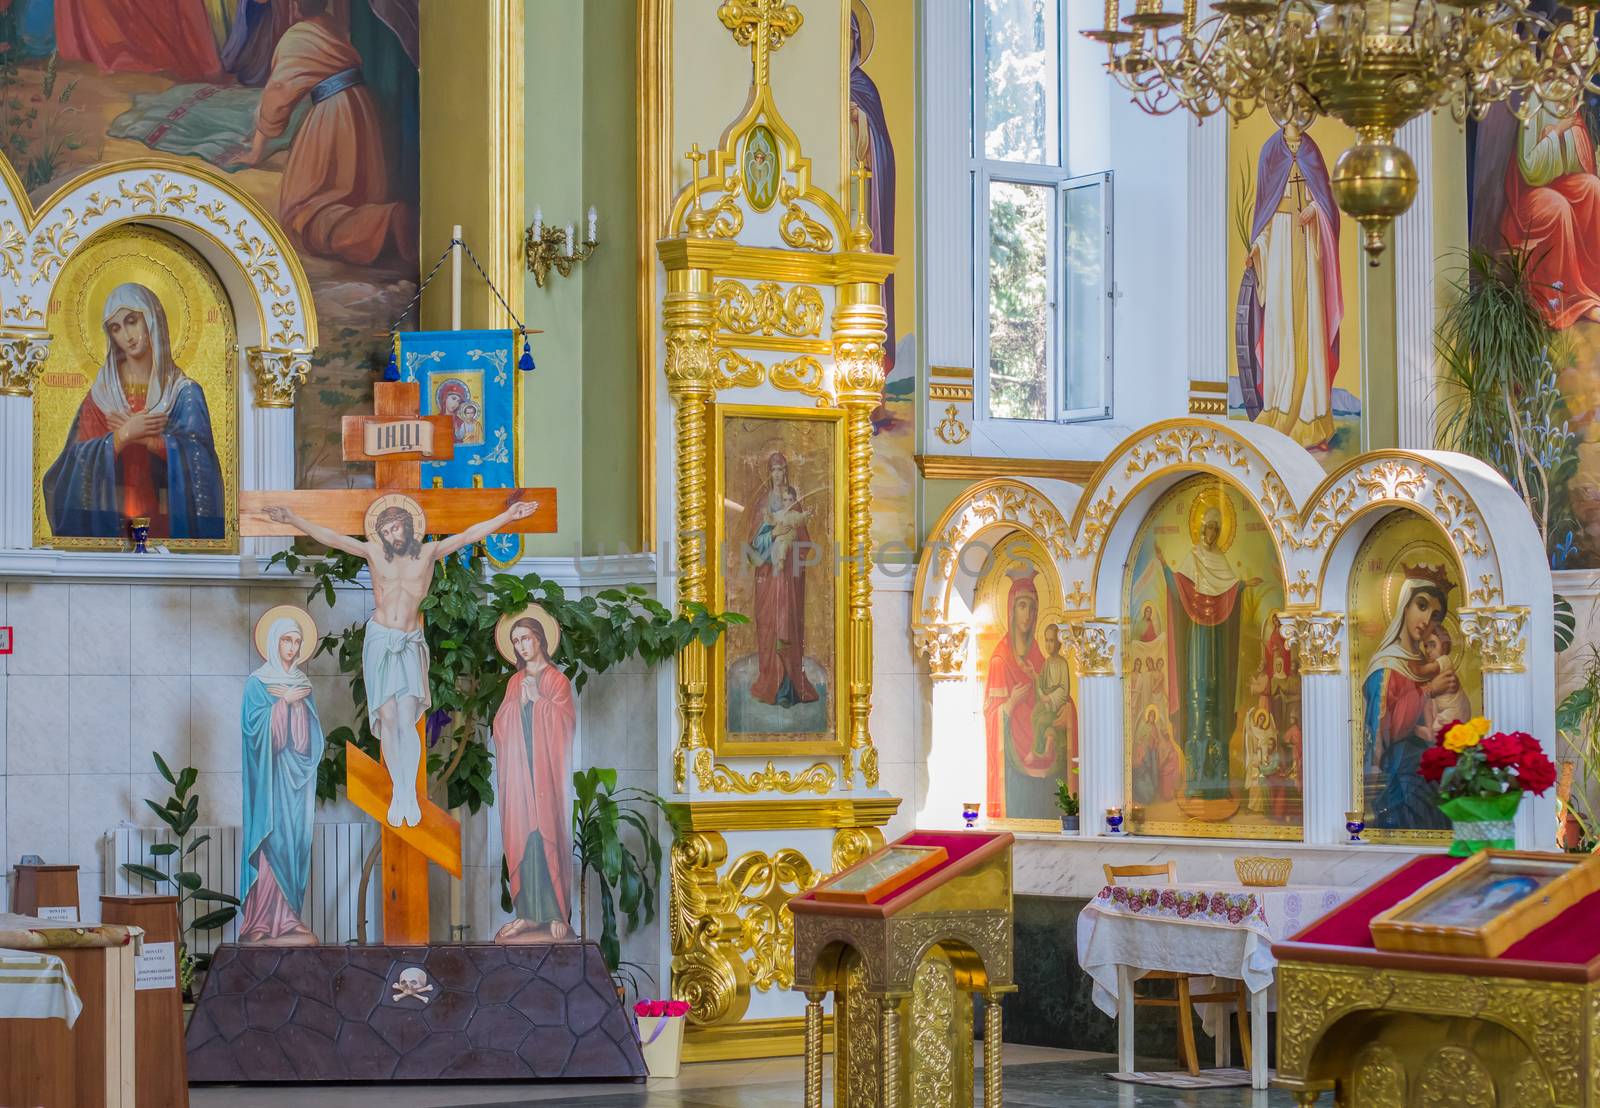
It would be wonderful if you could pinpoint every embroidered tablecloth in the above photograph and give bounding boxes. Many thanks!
[0,949,82,1026]
[1076,882,1355,1025]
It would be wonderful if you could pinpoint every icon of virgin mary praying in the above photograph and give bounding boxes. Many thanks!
[239,606,325,945]
[41,282,226,540]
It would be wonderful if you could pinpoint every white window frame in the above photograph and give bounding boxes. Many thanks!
[969,0,1114,427]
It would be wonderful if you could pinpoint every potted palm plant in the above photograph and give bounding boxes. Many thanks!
[1055,779,1080,832]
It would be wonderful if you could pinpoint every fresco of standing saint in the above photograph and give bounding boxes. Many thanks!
[239,606,325,945]
[492,604,575,943]
[1123,475,1301,838]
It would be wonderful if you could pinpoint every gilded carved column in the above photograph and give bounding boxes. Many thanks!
[878,995,902,1108]
[1065,619,1119,830]
[659,222,731,793]
[982,990,1004,1108]
[915,621,975,827]
[1277,611,1348,844]
[833,256,889,790]
[803,990,826,1108]
[0,330,51,549]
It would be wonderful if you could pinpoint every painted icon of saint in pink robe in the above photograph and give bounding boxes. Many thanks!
[492,618,575,943]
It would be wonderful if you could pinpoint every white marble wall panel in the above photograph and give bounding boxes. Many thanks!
[6,583,68,675]
[0,578,377,926]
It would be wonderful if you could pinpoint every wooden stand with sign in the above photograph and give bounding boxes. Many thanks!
[0,915,139,1108]
[12,863,80,921]
[99,895,186,1108]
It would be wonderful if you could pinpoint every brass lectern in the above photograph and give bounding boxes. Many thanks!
[790,830,1015,1108]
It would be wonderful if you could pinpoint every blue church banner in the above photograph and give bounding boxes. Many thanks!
[398,329,523,566]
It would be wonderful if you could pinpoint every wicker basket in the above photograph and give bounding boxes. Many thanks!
[1234,856,1293,887]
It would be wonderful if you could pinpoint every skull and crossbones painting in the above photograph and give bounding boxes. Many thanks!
[391,967,434,1004]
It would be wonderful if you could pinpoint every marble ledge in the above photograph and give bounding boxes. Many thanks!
[1012,831,1429,900]
[0,548,657,587]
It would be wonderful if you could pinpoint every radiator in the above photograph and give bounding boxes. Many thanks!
[104,823,382,953]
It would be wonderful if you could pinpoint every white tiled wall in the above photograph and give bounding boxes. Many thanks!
[1,580,368,922]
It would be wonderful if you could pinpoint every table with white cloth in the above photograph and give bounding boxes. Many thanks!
[1075,881,1357,1090]
[0,949,83,1025]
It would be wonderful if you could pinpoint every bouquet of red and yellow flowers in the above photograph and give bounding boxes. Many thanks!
[1418,717,1555,855]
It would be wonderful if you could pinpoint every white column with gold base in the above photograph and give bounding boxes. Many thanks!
[915,622,975,828]
[1278,612,1349,844]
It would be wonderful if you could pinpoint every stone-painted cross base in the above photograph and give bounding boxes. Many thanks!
[186,942,646,1082]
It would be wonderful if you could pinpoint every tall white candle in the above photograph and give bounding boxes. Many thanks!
[565,223,575,257]
[533,207,543,238]
[587,205,598,242]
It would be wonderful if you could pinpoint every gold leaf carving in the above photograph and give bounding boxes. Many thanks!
[726,847,821,992]
[30,209,80,283]
[769,354,828,400]
[715,279,824,337]
[713,347,764,389]
[1417,1046,1493,1108]
[707,759,836,795]
[118,172,198,214]
[779,188,834,252]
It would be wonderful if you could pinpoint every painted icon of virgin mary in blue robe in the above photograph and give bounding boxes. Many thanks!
[42,283,226,540]
[238,615,325,944]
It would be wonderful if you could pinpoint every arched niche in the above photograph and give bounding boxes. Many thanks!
[0,156,320,560]
[911,478,1082,829]
[1119,471,1301,841]
[1340,506,1477,846]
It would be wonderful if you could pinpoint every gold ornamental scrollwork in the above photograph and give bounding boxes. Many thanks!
[1275,611,1344,674]
[726,847,821,992]
[780,198,835,252]
[934,404,970,446]
[706,759,837,795]
[1351,1045,1405,1108]
[831,826,885,872]
[715,278,824,337]
[713,347,765,390]
[1459,607,1529,674]
[248,347,312,409]
[768,354,829,401]
[913,621,970,680]
[0,330,53,397]
[669,831,751,1027]
[1063,619,1117,676]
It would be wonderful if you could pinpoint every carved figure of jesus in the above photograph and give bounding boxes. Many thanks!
[264,492,538,826]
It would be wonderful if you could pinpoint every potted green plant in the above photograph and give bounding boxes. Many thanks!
[570,767,678,973]
[1055,779,1079,833]
[123,754,240,997]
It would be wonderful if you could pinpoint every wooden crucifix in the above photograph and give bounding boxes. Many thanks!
[241,382,556,944]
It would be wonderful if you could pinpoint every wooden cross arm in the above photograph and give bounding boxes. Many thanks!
[346,743,462,878]
[239,487,557,536]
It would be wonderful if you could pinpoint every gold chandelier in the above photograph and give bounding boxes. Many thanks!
[1087,1,1600,263]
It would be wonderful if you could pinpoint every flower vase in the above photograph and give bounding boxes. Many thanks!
[637,1013,685,1078]
[1440,791,1522,857]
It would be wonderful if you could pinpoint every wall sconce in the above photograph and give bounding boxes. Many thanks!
[524,205,598,288]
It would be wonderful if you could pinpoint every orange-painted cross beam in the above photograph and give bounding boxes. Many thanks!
[240,382,555,945]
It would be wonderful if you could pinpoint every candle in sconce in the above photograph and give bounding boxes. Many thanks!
[565,224,575,257]
[587,205,597,243]
[533,207,543,238]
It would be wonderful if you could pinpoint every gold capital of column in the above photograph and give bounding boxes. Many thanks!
[1459,606,1529,674]
[1063,618,1118,676]
[914,621,971,680]
[1275,611,1345,674]
[248,347,313,409]
[0,330,53,398]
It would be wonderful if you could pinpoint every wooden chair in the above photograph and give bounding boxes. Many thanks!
[1102,862,1252,1075]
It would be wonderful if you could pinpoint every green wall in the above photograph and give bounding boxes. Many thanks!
[521,0,641,557]
[581,0,642,553]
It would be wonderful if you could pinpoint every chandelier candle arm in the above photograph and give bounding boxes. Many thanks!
[1088,1,1600,262]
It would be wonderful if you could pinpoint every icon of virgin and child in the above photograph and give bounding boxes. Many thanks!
[982,564,1077,821]
[1361,563,1470,832]
[42,283,226,541]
